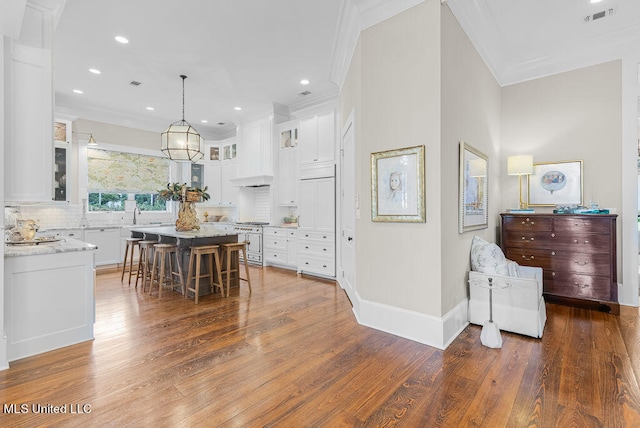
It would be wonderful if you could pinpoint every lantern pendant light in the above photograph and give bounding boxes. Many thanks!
[161,75,204,162]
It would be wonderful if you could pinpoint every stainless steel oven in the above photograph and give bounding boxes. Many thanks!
[233,223,266,265]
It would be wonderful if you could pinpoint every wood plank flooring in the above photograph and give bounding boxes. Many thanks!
[2,266,640,427]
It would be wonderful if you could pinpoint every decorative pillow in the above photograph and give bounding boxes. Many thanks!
[470,236,520,277]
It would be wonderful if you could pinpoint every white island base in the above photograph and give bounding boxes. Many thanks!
[4,243,96,366]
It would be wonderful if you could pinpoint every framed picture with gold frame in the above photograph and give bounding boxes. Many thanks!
[371,145,425,223]
[527,160,583,206]
[459,142,488,233]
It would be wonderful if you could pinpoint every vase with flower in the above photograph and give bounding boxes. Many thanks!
[158,183,210,231]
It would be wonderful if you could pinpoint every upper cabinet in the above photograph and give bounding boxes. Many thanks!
[53,120,72,202]
[277,120,299,206]
[203,141,239,206]
[4,5,55,202]
[237,116,273,179]
[298,110,335,167]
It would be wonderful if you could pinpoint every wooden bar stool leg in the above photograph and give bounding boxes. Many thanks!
[159,251,167,298]
[213,250,224,297]
[121,243,130,282]
[135,245,144,289]
[149,251,158,295]
[185,252,195,300]
[226,246,232,297]
[194,251,202,304]
[241,246,252,292]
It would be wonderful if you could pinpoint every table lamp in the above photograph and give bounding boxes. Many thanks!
[507,155,533,209]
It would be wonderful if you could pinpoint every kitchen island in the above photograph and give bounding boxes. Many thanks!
[129,226,240,295]
[3,238,97,368]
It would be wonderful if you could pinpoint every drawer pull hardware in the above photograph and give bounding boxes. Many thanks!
[574,282,588,289]
[521,236,535,242]
[574,260,589,266]
[552,272,556,277]
[551,251,556,256]
[521,255,535,261]
[521,220,535,226]
[551,233,555,238]
[573,239,590,245]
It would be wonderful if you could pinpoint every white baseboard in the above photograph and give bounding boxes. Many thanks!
[339,279,469,350]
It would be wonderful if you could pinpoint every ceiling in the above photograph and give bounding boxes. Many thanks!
[54,0,343,140]
[448,0,640,86]
[52,0,640,140]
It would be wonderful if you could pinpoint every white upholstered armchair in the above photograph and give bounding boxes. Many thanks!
[468,236,546,338]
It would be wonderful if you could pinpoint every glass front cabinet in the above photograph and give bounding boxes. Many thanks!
[53,119,72,201]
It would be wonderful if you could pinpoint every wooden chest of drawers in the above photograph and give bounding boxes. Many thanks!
[501,213,617,308]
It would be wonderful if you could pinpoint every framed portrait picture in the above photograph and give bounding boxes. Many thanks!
[371,145,425,223]
[223,143,237,160]
[527,160,583,206]
[210,147,220,161]
[459,142,488,233]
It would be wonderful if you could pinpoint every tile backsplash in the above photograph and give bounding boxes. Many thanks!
[5,203,239,230]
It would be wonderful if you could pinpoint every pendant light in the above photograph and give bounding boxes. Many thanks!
[161,75,204,162]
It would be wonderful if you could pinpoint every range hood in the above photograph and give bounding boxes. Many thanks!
[229,175,273,187]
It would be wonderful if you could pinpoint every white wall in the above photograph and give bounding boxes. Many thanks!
[501,61,623,282]
[440,6,502,313]
[343,2,443,317]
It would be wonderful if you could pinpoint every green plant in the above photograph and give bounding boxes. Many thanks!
[157,183,210,202]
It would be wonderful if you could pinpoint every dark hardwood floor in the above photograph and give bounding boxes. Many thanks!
[2,266,640,427]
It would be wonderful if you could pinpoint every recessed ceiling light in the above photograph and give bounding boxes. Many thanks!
[146,107,154,111]
[115,36,129,44]
[300,79,310,85]
[73,89,84,94]
[201,119,208,123]
[234,106,242,111]
[89,68,101,74]
[590,0,603,3]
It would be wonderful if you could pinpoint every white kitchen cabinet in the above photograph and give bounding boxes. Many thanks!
[278,147,298,205]
[238,116,273,178]
[4,5,55,202]
[203,160,238,206]
[298,177,335,278]
[84,227,121,266]
[298,177,335,233]
[53,119,72,202]
[263,227,298,269]
[298,110,335,167]
[220,161,238,206]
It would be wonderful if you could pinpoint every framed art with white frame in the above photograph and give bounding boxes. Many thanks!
[527,160,583,206]
[459,141,488,233]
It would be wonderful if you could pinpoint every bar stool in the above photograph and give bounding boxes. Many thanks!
[219,242,252,297]
[149,243,183,298]
[185,245,224,304]
[121,238,142,285]
[135,240,158,291]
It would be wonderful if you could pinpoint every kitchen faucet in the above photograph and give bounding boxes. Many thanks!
[133,207,141,224]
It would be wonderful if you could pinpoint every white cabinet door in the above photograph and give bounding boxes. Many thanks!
[5,7,55,202]
[84,228,121,266]
[278,148,298,205]
[298,177,335,232]
[204,162,222,205]
[315,177,335,233]
[238,117,273,177]
[221,161,238,206]
[298,111,335,166]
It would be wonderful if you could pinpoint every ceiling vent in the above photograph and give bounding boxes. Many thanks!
[299,90,311,96]
[217,122,225,126]
[129,80,142,86]
[583,6,616,23]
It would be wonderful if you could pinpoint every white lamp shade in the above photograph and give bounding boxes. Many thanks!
[161,121,204,162]
[507,155,533,176]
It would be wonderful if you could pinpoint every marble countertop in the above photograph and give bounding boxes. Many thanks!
[129,226,238,239]
[5,237,97,258]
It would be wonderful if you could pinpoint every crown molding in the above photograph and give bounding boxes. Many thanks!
[330,0,427,91]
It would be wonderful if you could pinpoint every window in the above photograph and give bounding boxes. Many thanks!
[87,148,170,212]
